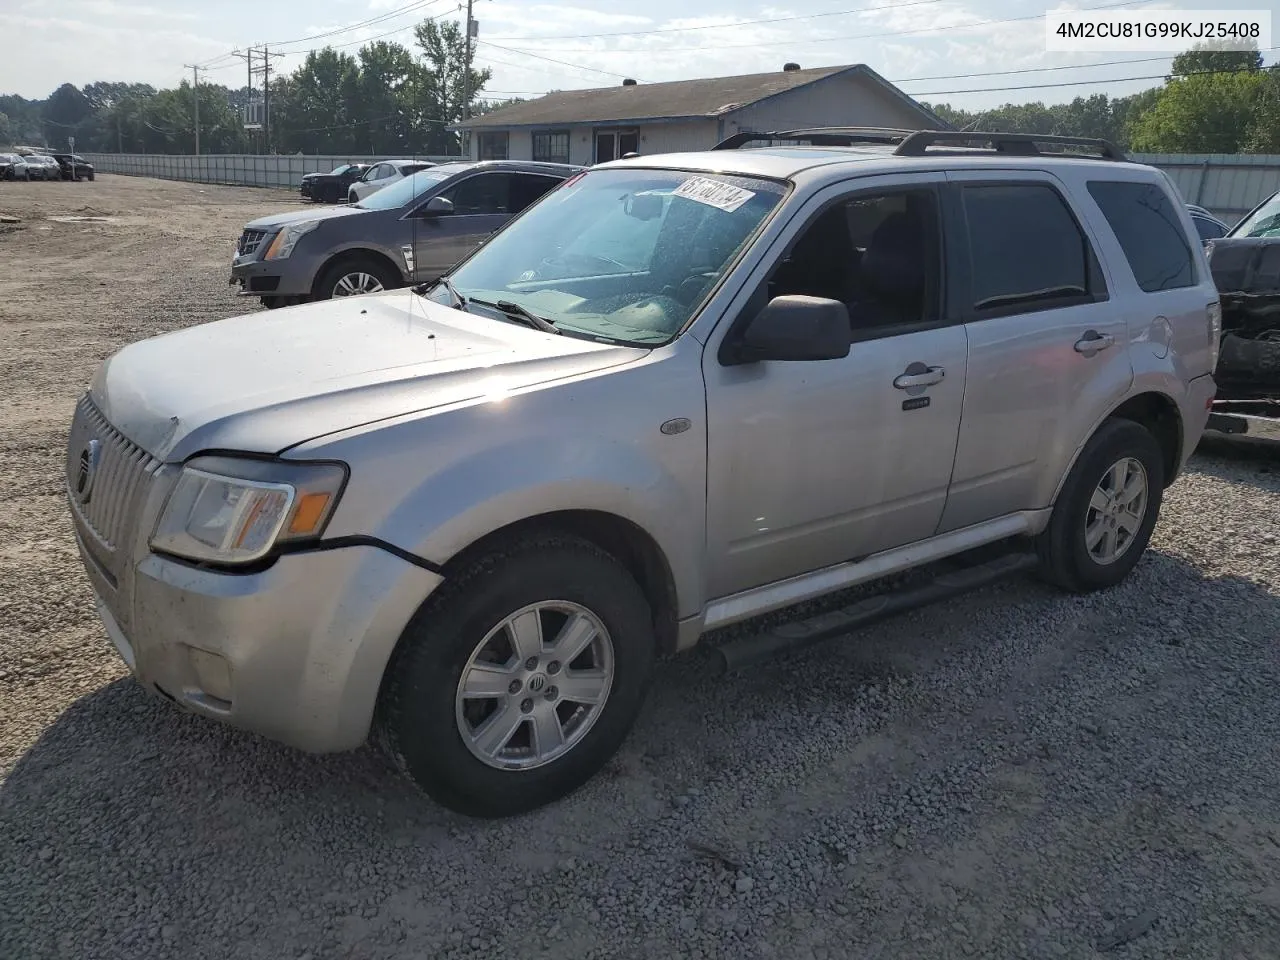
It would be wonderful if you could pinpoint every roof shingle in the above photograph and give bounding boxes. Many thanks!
[456,64,937,130]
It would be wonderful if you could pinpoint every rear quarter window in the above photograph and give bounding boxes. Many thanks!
[1087,180,1196,292]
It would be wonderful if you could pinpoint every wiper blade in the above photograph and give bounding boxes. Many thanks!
[472,297,560,334]
[414,275,467,310]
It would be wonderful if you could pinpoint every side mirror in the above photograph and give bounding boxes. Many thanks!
[729,295,850,364]
[421,196,454,216]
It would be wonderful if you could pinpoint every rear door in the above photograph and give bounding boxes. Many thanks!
[938,170,1133,532]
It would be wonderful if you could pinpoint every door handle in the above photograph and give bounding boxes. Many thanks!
[1074,330,1115,355]
[893,365,945,389]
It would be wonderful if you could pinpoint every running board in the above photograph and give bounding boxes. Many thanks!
[714,550,1039,673]
[703,511,1043,631]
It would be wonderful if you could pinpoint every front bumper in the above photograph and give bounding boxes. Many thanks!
[82,537,442,753]
[229,257,311,297]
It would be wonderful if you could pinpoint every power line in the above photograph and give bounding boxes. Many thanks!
[486,0,954,42]
[492,0,1149,54]
[476,39,642,81]
[268,0,449,48]
[910,60,1280,96]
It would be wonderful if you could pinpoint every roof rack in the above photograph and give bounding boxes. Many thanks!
[894,130,1127,161]
[711,126,1127,161]
[711,127,917,150]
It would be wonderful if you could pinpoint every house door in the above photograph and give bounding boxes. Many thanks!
[594,129,639,163]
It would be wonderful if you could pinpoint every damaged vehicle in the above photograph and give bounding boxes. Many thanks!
[1203,188,1280,441]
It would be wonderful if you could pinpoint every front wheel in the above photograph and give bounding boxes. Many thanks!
[314,256,399,301]
[375,535,656,817]
[1036,418,1165,592]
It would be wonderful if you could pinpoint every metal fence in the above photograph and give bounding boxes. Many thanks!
[81,151,1280,224]
[81,153,463,190]
[1129,153,1278,227]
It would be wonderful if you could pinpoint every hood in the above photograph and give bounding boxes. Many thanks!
[244,205,369,232]
[90,289,645,462]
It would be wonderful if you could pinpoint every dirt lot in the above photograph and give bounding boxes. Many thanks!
[3,174,1280,960]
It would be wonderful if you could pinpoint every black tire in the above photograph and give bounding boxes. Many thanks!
[260,295,305,309]
[314,255,399,301]
[1036,417,1164,593]
[375,535,657,818]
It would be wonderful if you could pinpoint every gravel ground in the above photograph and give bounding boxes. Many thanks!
[3,175,1280,960]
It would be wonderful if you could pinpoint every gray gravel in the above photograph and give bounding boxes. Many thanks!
[4,177,1280,960]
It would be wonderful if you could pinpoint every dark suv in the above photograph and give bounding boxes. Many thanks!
[300,163,370,203]
[51,154,94,181]
[230,160,583,308]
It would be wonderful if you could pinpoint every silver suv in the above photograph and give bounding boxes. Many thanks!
[66,128,1219,817]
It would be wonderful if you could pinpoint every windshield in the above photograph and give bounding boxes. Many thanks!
[352,168,455,210]
[330,165,353,175]
[429,168,788,345]
[1230,191,1280,239]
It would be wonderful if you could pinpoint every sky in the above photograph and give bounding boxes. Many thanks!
[1,0,1273,108]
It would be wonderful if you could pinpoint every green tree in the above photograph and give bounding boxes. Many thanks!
[274,48,361,153]
[1170,42,1262,77]
[356,41,417,153]
[413,18,491,153]
[1129,69,1269,153]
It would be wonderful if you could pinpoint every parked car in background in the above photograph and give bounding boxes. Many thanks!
[1186,203,1227,242]
[347,159,437,203]
[51,153,95,181]
[231,160,582,308]
[0,154,29,180]
[22,154,61,181]
[75,127,1216,818]
[300,163,370,203]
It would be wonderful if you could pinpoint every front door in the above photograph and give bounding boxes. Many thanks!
[703,175,967,598]
[411,172,514,278]
[936,171,1134,532]
[411,172,567,280]
[595,129,639,163]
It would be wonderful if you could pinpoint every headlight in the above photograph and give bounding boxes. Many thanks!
[263,220,321,260]
[151,456,347,565]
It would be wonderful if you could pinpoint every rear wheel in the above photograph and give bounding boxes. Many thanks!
[314,256,399,301]
[375,535,656,818]
[1036,418,1164,592]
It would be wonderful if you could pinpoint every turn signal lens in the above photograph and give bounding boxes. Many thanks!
[288,492,332,536]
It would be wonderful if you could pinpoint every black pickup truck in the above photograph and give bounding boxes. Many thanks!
[299,163,370,203]
[1204,189,1280,441]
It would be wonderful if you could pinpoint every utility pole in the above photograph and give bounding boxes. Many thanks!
[461,0,475,157]
[184,64,201,154]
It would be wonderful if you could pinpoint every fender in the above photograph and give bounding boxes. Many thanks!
[291,345,711,620]
[382,433,704,619]
[1047,369,1194,508]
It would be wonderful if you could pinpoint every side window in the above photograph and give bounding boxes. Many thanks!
[442,173,513,215]
[510,174,563,212]
[532,130,571,164]
[962,183,1094,312]
[1192,215,1225,242]
[768,188,941,332]
[1087,180,1195,292]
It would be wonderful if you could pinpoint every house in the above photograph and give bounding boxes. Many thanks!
[451,63,951,165]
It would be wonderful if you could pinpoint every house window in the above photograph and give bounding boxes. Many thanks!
[478,131,508,161]
[594,128,639,163]
[532,129,571,164]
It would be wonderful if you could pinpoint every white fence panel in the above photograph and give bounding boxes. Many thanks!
[82,152,462,190]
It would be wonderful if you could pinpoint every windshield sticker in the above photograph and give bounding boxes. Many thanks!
[673,176,756,213]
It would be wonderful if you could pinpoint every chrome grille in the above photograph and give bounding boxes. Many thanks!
[66,395,160,552]
[237,228,267,257]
